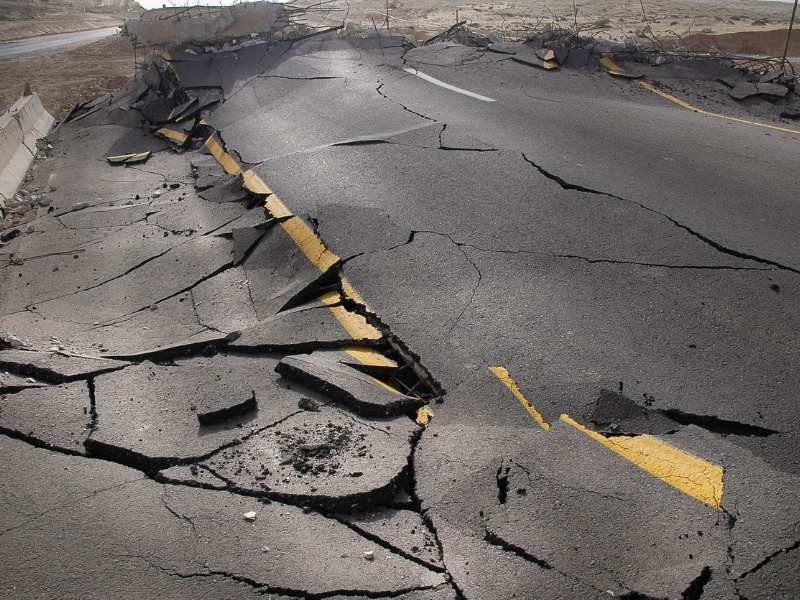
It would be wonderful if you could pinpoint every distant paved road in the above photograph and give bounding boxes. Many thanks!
[0,27,118,61]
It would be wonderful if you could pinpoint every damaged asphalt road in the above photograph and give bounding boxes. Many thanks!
[1,32,799,599]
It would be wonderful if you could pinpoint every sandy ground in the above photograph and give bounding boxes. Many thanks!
[304,0,798,44]
[0,34,136,120]
[0,0,797,120]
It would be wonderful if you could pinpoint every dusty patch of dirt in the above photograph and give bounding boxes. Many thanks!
[0,33,136,121]
[0,13,127,43]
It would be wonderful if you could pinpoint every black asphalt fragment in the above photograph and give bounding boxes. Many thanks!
[197,381,257,425]
[276,353,426,417]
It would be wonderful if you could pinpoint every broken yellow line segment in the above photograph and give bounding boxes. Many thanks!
[560,414,724,510]
[157,127,188,144]
[489,366,550,430]
[202,134,400,380]
[600,57,800,136]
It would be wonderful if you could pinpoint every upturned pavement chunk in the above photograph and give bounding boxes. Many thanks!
[197,381,257,425]
[276,353,425,417]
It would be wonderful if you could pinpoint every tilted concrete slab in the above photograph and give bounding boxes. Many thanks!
[241,221,336,319]
[276,353,425,417]
[197,381,257,425]
[0,350,130,383]
[231,302,380,353]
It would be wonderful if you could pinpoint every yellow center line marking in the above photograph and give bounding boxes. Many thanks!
[560,414,724,510]
[489,366,550,431]
[242,169,274,197]
[600,57,800,136]
[157,127,188,143]
[281,216,340,273]
[202,133,421,412]
[318,291,383,341]
[341,346,396,368]
[203,135,242,175]
[416,406,434,426]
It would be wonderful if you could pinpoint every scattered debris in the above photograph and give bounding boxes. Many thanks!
[243,511,257,521]
[106,151,152,165]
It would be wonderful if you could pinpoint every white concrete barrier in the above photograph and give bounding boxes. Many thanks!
[0,91,54,217]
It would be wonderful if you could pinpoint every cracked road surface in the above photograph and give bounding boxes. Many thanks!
[1,34,798,599]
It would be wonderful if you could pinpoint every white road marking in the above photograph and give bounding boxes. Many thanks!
[403,68,496,102]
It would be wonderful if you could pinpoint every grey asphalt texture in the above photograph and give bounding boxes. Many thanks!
[1,32,798,599]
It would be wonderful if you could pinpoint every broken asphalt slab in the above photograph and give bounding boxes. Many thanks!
[276,353,426,417]
[203,403,421,512]
[86,355,309,468]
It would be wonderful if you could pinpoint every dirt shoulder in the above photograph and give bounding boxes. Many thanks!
[0,13,128,43]
[0,34,136,120]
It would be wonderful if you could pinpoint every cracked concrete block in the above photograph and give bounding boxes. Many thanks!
[27,235,233,328]
[230,303,372,353]
[242,223,336,319]
[314,205,414,260]
[485,42,519,55]
[480,420,729,598]
[566,48,592,67]
[326,587,459,600]
[512,54,556,70]
[729,82,759,100]
[0,350,130,383]
[337,507,444,570]
[167,483,446,594]
[147,191,247,236]
[276,353,425,418]
[231,225,267,265]
[203,404,420,512]
[667,427,800,581]
[756,82,789,100]
[759,69,785,84]
[86,355,316,468]
[423,514,607,600]
[56,201,151,229]
[0,381,91,454]
[197,381,257,425]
